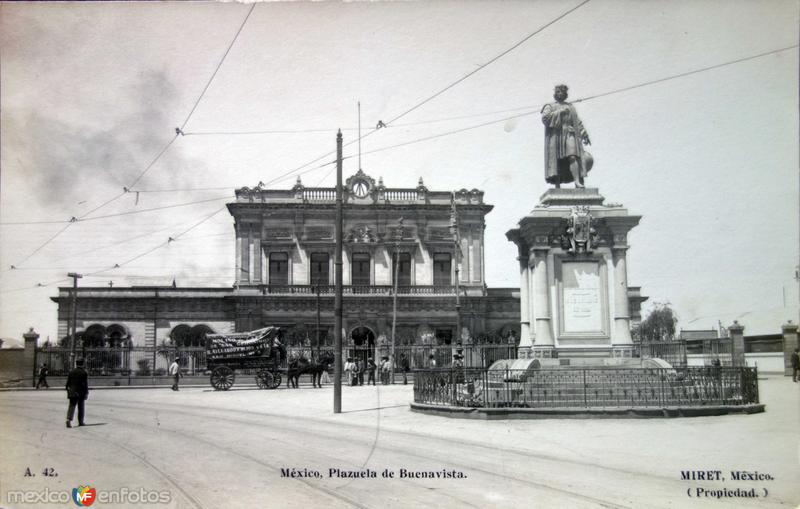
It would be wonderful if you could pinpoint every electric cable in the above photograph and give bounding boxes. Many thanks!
[179,4,256,131]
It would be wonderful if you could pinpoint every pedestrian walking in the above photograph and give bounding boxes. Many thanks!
[380,356,391,384]
[366,357,377,385]
[356,358,364,386]
[791,348,799,382]
[169,357,182,391]
[344,357,355,386]
[429,354,437,368]
[400,354,410,385]
[65,358,89,428]
[35,363,49,389]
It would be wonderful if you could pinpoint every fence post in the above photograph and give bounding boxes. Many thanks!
[753,366,759,403]
[582,369,587,407]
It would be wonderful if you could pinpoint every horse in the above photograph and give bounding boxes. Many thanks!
[286,352,335,388]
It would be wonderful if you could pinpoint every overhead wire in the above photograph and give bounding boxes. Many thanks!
[383,0,591,126]
[2,6,255,288]
[0,195,232,226]
[178,3,256,132]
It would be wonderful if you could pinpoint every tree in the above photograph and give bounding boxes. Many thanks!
[639,303,678,342]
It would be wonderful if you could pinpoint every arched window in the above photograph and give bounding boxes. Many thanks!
[170,324,192,347]
[189,324,215,347]
[83,324,106,348]
[106,324,129,347]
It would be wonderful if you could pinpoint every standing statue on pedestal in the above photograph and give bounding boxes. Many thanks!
[541,84,593,188]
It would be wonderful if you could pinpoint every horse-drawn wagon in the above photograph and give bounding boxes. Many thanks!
[205,327,285,390]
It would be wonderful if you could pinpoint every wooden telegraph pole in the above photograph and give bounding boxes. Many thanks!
[334,130,343,414]
[390,218,404,383]
[67,272,82,368]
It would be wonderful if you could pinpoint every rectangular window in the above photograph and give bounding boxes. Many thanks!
[269,252,289,285]
[433,253,452,286]
[351,253,370,286]
[310,253,329,286]
[392,252,412,286]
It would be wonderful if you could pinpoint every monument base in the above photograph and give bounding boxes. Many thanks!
[507,185,641,365]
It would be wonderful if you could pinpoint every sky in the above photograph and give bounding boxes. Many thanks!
[1,0,798,345]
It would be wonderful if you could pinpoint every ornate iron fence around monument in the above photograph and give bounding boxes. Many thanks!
[413,366,760,408]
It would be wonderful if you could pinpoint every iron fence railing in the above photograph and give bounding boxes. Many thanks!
[35,344,518,377]
[260,284,458,295]
[637,340,688,367]
[413,366,760,409]
[35,347,210,377]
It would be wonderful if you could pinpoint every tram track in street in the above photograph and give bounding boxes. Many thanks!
[1,397,643,508]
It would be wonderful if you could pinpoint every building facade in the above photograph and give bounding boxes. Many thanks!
[51,171,522,365]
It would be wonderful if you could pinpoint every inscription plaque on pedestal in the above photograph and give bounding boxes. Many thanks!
[562,261,602,333]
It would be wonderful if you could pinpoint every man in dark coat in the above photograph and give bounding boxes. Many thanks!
[35,363,49,389]
[366,357,377,386]
[65,358,89,428]
[400,354,410,385]
[792,348,799,382]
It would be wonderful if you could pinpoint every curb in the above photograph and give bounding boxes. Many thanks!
[409,402,766,419]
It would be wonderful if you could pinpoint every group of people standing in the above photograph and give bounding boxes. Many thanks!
[343,354,411,386]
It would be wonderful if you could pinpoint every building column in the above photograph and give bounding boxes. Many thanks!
[241,228,251,284]
[781,320,798,376]
[612,247,633,345]
[252,235,262,283]
[517,256,532,357]
[235,227,243,284]
[530,248,554,352]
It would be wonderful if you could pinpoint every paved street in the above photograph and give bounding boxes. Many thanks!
[0,376,797,508]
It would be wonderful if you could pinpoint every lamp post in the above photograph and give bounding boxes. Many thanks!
[315,283,321,361]
[391,218,404,383]
[67,272,82,368]
[333,130,343,414]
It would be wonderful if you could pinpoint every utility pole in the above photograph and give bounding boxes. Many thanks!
[450,195,461,348]
[67,272,82,368]
[391,218,404,383]
[315,283,321,361]
[334,130,343,414]
[152,288,159,381]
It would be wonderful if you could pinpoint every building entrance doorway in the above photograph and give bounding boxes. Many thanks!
[349,326,375,371]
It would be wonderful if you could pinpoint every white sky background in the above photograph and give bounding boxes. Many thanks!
[0,0,798,344]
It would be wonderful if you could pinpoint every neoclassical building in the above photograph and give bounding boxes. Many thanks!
[52,170,523,359]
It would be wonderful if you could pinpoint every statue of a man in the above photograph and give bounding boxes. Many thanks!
[541,84,592,188]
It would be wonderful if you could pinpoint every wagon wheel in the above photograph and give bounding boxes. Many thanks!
[255,370,273,389]
[269,372,282,389]
[210,366,235,391]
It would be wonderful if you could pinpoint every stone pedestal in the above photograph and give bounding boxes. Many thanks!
[729,321,746,367]
[781,321,798,376]
[23,328,40,387]
[507,188,641,362]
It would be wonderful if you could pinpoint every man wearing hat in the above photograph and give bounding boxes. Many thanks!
[366,357,377,386]
[169,356,182,391]
[65,358,89,428]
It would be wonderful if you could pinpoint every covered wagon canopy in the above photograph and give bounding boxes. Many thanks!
[206,327,282,361]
